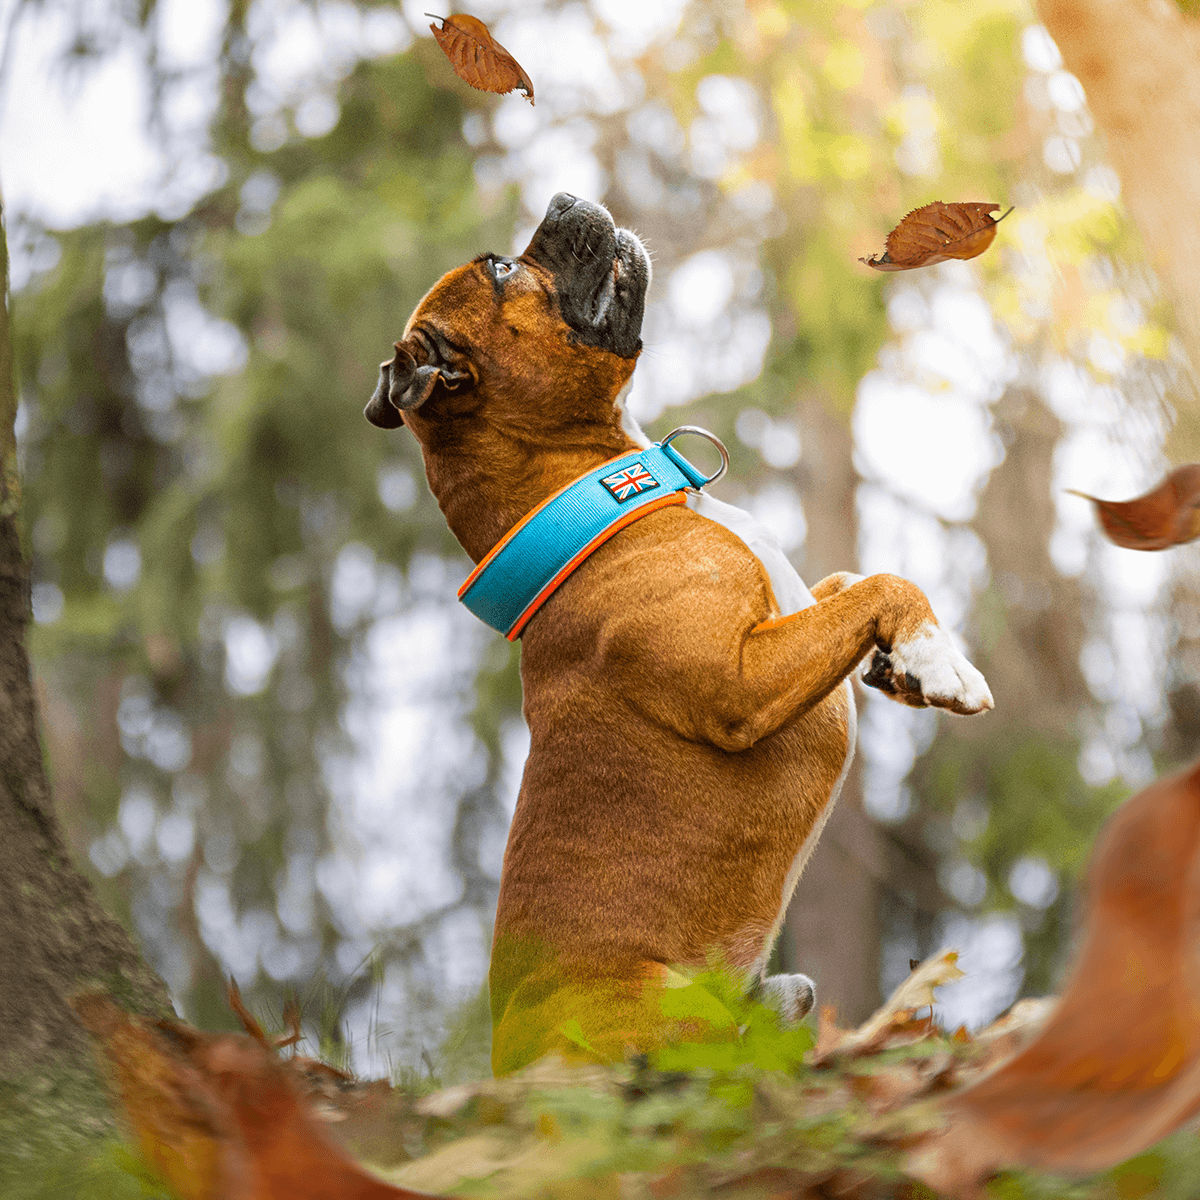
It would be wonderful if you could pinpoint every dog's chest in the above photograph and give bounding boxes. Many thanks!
[686,490,858,969]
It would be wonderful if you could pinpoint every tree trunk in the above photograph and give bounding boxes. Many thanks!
[0,202,171,1176]
[780,400,891,1024]
[1036,0,1200,455]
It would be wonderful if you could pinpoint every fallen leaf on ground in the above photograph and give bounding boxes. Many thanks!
[813,949,964,1061]
[1068,465,1200,550]
[911,760,1200,1193]
[71,991,444,1199]
[71,992,224,1200]
[860,202,1011,271]
[427,13,534,104]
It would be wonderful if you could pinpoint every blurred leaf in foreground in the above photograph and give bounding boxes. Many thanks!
[1069,464,1200,549]
[915,759,1200,1189]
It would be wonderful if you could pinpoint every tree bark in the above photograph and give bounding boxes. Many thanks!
[0,202,171,1174]
[1036,0,1200,453]
[780,399,906,1025]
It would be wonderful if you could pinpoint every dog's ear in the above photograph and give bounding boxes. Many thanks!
[364,344,472,428]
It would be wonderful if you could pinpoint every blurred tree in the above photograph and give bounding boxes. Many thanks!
[1036,0,1200,455]
[0,199,172,1178]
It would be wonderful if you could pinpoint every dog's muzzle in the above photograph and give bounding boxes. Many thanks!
[522,192,651,359]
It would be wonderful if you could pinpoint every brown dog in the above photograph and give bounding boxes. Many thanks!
[366,193,992,1075]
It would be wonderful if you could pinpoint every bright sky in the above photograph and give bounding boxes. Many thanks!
[0,0,166,225]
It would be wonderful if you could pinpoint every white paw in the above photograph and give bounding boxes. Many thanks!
[862,622,993,715]
[755,973,815,1024]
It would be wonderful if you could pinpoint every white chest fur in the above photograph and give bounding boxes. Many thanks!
[684,491,816,616]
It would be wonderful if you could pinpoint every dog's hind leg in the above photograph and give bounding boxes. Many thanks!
[752,973,816,1024]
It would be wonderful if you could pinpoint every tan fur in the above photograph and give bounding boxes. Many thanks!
[376,248,990,1075]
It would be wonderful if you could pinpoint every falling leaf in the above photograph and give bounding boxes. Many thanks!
[426,13,534,105]
[911,760,1200,1190]
[1068,464,1200,550]
[860,202,1012,271]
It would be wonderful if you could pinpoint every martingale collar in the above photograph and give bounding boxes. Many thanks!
[459,427,729,640]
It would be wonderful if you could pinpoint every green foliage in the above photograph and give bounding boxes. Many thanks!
[383,987,881,1198]
[914,731,1130,995]
[377,1033,1200,1200]
[651,967,815,1074]
[0,1139,172,1200]
[12,34,522,1036]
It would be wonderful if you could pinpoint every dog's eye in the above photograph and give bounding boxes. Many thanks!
[493,259,516,280]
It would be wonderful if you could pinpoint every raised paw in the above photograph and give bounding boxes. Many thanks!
[753,973,815,1025]
[862,622,993,715]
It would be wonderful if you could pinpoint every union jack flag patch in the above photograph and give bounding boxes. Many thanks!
[600,462,660,502]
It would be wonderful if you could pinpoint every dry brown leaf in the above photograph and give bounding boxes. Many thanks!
[71,992,226,1200]
[1068,464,1200,550]
[71,991,444,1199]
[812,1004,849,1059]
[427,13,534,105]
[860,202,1011,271]
[815,951,964,1063]
[911,760,1200,1192]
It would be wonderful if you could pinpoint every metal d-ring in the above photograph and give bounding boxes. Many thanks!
[661,426,730,488]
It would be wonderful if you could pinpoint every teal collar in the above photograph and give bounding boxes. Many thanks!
[458,427,728,640]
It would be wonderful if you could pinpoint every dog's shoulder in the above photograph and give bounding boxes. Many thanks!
[531,496,809,654]
[683,492,814,618]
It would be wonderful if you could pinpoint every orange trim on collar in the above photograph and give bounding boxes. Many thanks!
[458,449,635,599]
[504,490,688,640]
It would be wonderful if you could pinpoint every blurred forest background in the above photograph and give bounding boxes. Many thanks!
[4,0,1196,1077]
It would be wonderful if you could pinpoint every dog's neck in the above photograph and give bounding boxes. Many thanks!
[416,421,641,564]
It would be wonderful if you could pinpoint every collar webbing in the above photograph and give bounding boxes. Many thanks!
[458,431,725,640]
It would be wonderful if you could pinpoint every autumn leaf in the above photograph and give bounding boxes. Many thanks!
[427,13,534,105]
[71,990,445,1200]
[860,202,1012,271]
[813,949,964,1061]
[1068,464,1200,550]
[911,760,1200,1191]
[71,992,234,1200]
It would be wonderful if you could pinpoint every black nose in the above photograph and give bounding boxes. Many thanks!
[546,192,578,219]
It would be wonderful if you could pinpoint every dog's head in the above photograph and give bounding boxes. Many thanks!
[364,193,651,435]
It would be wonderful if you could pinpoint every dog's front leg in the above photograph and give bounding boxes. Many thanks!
[636,571,992,753]
[808,571,988,712]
